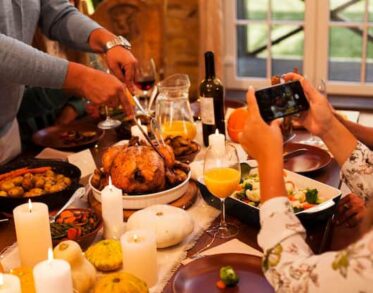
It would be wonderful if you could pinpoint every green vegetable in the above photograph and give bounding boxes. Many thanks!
[220,265,239,287]
[243,182,253,191]
[305,188,318,204]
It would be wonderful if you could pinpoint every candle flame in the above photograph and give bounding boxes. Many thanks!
[108,176,113,191]
[48,247,54,264]
[0,273,3,286]
[133,234,139,243]
[215,129,219,135]
[137,119,142,126]
[28,199,32,213]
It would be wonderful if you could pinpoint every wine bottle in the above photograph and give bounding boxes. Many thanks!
[200,51,225,146]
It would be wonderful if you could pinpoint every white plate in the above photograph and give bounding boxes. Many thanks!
[89,171,191,210]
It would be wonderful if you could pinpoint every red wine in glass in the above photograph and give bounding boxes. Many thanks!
[135,78,156,91]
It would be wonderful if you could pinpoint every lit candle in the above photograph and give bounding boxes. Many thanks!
[120,229,157,287]
[13,200,52,267]
[0,273,21,293]
[101,177,124,240]
[33,249,73,293]
[208,129,226,154]
[131,119,148,142]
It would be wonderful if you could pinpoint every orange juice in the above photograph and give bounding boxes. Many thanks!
[204,167,241,198]
[161,120,197,140]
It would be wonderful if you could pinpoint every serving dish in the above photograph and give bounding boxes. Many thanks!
[198,163,341,227]
[32,123,104,150]
[172,253,274,293]
[0,159,81,213]
[89,171,191,209]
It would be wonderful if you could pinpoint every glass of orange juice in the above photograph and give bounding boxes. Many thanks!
[203,142,241,238]
[155,97,196,140]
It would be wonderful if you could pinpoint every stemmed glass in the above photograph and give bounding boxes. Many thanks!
[134,58,157,113]
[203,142,241,238]
[90,58,121,129]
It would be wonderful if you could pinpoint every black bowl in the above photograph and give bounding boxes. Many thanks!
[0,159,81,213]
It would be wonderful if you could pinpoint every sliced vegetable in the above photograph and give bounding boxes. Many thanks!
[305,188,318,204]
[220,265,239,287]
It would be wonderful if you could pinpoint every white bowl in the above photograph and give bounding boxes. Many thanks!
[89,171,191,209]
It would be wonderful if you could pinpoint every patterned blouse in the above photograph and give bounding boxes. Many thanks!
[258,142,373,292]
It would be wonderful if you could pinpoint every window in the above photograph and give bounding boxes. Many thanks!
[223,0,373,96]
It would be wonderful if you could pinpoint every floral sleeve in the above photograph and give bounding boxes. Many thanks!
[341,141,373,202]
[258,197,373,292]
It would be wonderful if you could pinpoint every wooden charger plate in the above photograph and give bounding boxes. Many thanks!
[284,143,331,173]
[88,180,199,221]
[32,123,104,150]
[171,253,274,293]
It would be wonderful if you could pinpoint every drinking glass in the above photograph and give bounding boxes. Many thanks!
[90,58,121,130]
[203,142,241,238]
[135,58,157,112]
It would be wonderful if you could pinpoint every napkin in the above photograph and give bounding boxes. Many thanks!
[182,238,262,265]
[35,147,73,161]
[67,149,96,178]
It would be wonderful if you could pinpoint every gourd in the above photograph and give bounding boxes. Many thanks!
[54,240,96,293]
[85,239,122,272]
[127,204,194,248]
[94,272,148,293]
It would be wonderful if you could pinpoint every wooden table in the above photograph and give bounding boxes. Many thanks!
[0,122,363,292]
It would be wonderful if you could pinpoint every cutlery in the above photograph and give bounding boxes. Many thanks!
[147,85,158,113]
[49,187,86,223]
[0,218,9,223]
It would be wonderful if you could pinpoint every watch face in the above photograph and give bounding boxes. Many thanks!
[119,36,131,49]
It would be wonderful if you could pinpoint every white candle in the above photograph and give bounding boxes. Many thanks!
[208,129,226,154]
[101,177,124,240]
[33,249,73,293]
[13,200,52,267]
[131,119,148,142]
[0,273,21,293]
[120,229,157,287]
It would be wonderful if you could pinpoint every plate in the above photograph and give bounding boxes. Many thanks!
[89,171,191,210]
[283,143,331,173]
[32,123,104,150]
[172,253,274,293]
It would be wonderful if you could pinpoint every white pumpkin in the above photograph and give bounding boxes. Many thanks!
[127,205,194,248]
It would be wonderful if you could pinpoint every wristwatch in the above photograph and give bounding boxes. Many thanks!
[104,36,132,52]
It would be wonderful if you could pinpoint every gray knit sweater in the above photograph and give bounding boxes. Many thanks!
[0,0,101,135]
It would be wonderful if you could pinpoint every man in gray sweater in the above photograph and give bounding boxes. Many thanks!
[0,0,137,163]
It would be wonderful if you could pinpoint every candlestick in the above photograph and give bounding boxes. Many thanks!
[120,229,157,287]
[101,177,124,239]
[0,273,21,293]
[33,249,73,293]
[131,119,148,142]
[208,129,226,154]
[13,200,52,267]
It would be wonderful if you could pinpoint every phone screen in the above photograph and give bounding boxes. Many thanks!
[255,80,309,122]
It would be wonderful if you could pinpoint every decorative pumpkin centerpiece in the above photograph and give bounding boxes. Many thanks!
[94,272,148,293]
[85,239,122,272]
[53,240,96,293]
[127,204,194,248]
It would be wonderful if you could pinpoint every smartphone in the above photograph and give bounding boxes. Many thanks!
[255,80,309,122]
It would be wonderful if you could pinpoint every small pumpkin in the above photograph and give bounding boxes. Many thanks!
[94,272,148,293]
[85,239,122,272]
[227,107,249,143]
[127,205,194,248]
[54,240,96,293]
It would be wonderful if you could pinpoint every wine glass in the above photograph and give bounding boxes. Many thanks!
[89,57,121,130]
[134,58,157,113]
[203,142,241,238]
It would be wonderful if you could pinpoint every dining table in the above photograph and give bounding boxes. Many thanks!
[0,112,364,292]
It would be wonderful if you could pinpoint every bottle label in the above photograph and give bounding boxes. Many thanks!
[200,96,215,125]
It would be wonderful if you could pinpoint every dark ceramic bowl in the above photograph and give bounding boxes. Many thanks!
[0,159,81,213]
[51,208,102,250]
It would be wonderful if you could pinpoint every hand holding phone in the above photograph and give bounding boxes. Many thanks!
[255,80,309,122]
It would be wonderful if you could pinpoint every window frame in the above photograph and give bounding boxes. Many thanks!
[223,0,373,96]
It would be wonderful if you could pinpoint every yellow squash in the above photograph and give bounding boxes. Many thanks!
[94,272,148,293]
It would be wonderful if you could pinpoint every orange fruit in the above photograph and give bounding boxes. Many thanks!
[227,107,249,143]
